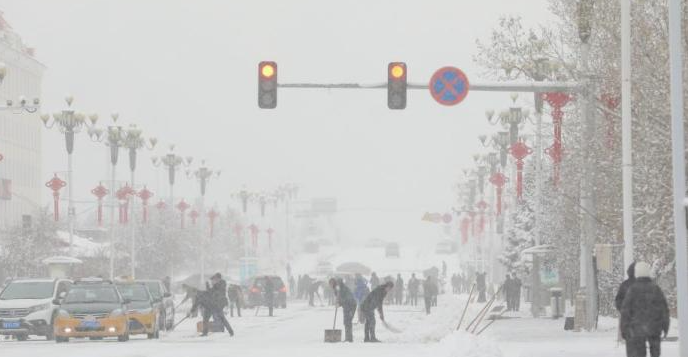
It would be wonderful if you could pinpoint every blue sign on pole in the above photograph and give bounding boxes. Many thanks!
[429,67,470,106]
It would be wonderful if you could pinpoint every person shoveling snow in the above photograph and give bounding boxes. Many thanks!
[360,281,394,342]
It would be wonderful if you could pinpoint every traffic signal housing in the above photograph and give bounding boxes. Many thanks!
[258,61,277,109]
[387,62,407,109]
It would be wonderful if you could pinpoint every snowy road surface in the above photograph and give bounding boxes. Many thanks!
[0,294,679,357]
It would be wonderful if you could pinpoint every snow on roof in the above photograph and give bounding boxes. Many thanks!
[56,231,107,258]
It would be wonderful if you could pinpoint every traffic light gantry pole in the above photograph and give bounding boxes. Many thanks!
[278,81,579,93]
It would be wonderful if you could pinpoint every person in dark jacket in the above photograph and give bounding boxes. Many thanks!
[263,276,275,317]
[422,276,437,314]
[180,284,199,317]
[370,272,380,290]
[615,262,636,312]
[620,262,670,357]
[503,274,514,311]
[189,289,234,336]
[308,280,322,307]
[407,273,419,306]
[329,278,357,342]
[227,283,243,317]
[512,274,522,311]
[476,272,487,302]
[394,274,404,305]
[208,273,228,311]
[289,275,296,298]
[360,281,393,342]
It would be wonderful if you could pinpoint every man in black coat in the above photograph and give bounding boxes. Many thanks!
[615,262,636,312]
[620,262,670,357]
[208,273,229,311]
[360,281,393,342]
[263,276,275,317]
[329,278,357,342]
[407,273,419,306]
[189,289,234,337]
[394,274,404,305]
[422,276,438,314]
[476,272,487,302]
[511,274,522,311]
[503,274,513,311]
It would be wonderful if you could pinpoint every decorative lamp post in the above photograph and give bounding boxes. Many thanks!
[249,224,260,251]
[509,139,533,201]
[121,124,156,278]
[91,182,109,226]
[137,186,154,224]
[176,199,190,229]
[154,145,192,205]
[489,172,507,216]
[45,174,66,222]
[115,184,135,224]
[188,160,221,285]
[542,92,573,186]
[266,228,274,250]
[40,96,100,257]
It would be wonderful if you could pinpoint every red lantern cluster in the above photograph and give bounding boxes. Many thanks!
[489,172,507,216]
[46,174,67,221]
[543,92,573,186]
[176,200,190,228]
[91,182,109,226]
[115,184,136,224]
[137,186,154,223]
[509,140,533,201]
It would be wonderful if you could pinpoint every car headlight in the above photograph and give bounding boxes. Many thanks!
[58,309,70,318]
[28,303,51,314]
[109,308,124,317]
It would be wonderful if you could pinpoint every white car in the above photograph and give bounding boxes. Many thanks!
[0,278,72,340]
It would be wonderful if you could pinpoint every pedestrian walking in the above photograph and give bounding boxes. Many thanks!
[263,276,275,317]
[308,280,322,307]
[189,281,234,337]
[370,272,380,290]
[503,274,513,311]
[394,274,404,305]
[422,276,437,314]
[354,274,370,323]
[512,274,522,311]
[620,262,670,357]
[227,283,243,317]
[360,281,393,343]
[329,278,357,342]
[615,262,636,312]
[407,273,419,306]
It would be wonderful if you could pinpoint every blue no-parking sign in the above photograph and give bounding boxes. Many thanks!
[429,67,470,106]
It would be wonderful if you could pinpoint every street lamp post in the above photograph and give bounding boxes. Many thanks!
[121,124,157,278]
[154,145,192,206]
[40,96,100,257]
[102,115,123,280]
[189,160,220,285]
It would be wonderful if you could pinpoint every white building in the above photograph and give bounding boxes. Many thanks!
[0,13,45,229]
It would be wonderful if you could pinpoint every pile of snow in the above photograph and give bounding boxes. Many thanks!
[56,231,108,258]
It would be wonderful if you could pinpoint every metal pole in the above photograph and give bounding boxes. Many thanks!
[199,193,205,287]
[532,101,544,318]
[109,163,116,280]
[620,0,634,272]
[668,0,687,354]
[130,169,136,278]
[285,198,291,262]
[67,153,74,257]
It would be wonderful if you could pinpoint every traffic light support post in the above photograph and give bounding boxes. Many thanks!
[278,81,580,93]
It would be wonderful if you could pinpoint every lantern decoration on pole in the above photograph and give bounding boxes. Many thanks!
[476,200,488,236]
[208,209,218,238]
[189,210,199,225]
[509,139,533,201]
[155,200,167,212]
[543,92,573,186]
[91,182,109,226]
[46,174,67,222]
[460,217,470,245]
[601,93,620,150]
[176,199,190,229]
[249,224,260,250]
[266,228,274,250]
[489,172,507,216]
[137,186,153,223]
[116,184,135,224]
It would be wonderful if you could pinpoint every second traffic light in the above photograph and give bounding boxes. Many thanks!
[258,61,277,109]
[387,62,407,110]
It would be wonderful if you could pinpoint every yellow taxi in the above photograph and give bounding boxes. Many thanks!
[115,281,160,339]
[53,279,130,343]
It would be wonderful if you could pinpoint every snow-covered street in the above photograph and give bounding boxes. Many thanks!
[1,294,679,357]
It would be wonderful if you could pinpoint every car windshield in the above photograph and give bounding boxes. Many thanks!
[64,286,120,304]
[0,281,55,300]
[117,284,150,301]
[143,282,162,299]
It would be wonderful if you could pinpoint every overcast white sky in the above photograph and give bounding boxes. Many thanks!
[1,0,554,241]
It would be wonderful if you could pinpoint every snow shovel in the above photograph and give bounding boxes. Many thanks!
[324,306,342,343]
[381,319,402,334]
[456,284,476,330]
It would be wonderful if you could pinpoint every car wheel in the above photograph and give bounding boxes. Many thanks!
[118,333,129,342]
[55,336,69,343]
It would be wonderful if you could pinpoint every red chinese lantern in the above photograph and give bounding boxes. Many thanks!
[208,209,218,238]
[137,186,154,223]
[489,172,507,216]
[509,139,533,201]
[543,92,573,186]
[91,182,109,226]
[155,200,167,212]
[115,184,136,224]
[45,174,67,221]
[176,200,190,229]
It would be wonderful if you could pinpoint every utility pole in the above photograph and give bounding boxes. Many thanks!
[620,0,634,272]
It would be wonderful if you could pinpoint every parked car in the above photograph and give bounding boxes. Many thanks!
[385,242,400,258]
[53,279,130,343]
[137,279,174,331]
[115,281,159,339]
[246,276,287,309]
[0,278,72,341]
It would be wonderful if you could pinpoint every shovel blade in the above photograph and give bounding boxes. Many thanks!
[324,329,342,343]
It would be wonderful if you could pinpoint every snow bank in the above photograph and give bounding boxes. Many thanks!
[56,230,107,257]
[435,332,503,357]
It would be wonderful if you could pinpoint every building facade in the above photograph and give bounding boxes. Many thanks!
[0,14,45,230]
